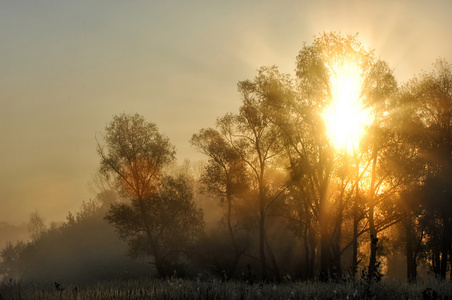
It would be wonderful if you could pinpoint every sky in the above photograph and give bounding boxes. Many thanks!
[1,0,452,225]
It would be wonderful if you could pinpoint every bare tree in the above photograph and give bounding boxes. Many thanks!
[27,211,46,241]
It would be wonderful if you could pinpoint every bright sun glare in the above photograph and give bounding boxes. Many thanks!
[322,61,373,154]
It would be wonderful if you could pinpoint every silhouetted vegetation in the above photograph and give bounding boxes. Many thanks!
[1,32,452,297]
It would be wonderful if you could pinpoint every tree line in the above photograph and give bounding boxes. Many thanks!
[1,32,452,283]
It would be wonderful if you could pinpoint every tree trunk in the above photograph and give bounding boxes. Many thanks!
[303,218,316,280]
[351,157,360,279]
[368,207,378,281]
[309,243,316,279]
[330,192,345,279]
[259,213,267,280]
[433,247,441,277]
[319,183,330,281]
[303,222,310,280]
[266,239,281,282]
[440,232,449,279]
[226,193,241,278]
[352,195,359,279]
[259,176,268,280]
[405,216,417,283]
[441,220,451,280]
[368,150,378,281]
[449,244,452,280]
[154,257,167,278]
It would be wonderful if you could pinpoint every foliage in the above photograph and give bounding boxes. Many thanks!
[398,59,452,279]
[105,175,205,277]
[0,241,26,280]
[97,113,176,199]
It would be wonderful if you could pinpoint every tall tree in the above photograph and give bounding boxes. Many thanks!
[385,75,429,282]
[360,59,400,281]
[97,113,175,200]
[207,67,288,280]
[291,32,372,280]
[407,59,452,279]
[190,128,250,277]
[98,113,203,277]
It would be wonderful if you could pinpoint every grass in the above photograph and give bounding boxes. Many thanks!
[1,277,452,299]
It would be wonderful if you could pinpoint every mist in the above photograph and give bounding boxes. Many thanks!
[2,0,452,226]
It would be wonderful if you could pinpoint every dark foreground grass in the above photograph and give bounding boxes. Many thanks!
[1,277,451,300]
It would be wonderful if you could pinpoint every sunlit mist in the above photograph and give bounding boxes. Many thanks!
[322,61,373,153]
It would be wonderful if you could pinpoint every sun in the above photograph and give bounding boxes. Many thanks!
[322,61,373,154]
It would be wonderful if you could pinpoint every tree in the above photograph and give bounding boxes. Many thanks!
[359,59,400,281]
[105,175,204,277]
[191,128,250,277]
[381,74,429,282]
[98,113,203,277]
[405,59,452,279]
[27,211,46,241]
[0,241,26,280]
[97,113,175,200]
[259,32,405,282]
[290,32,373,280]
[199,67,290,280]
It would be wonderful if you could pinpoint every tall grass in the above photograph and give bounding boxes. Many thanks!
[1,277,451,299]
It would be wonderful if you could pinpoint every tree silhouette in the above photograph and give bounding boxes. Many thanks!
[191,128,251,277]
[291,32,372,280]
[97,113,175,200]
[106,175,204,277]
[194,68,289,280]
[405,59,452,279]
[98,113,204,277]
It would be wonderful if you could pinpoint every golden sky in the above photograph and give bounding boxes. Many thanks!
[1,0,451,224]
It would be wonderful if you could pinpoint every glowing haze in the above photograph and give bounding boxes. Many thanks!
[1,1,452,225]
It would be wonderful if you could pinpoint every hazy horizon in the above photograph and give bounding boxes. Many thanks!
[2,0,452,225]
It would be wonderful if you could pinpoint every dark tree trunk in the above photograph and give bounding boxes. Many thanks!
[449,244,452,280]
[266,240,281,282]
[303,221,316,280]
[259,213,267,280]
[330,212,343,279]
[367,149,378,281]
[319,171,332,281]
[405,217,417,283]
[368,221,378,280]
[154,252,169,278]
[309,243,316,279]
[440,235,449,279]
[259,176,268,280]
[226,193,242,278]
[351,196,359,279]
[303,224,311,280]
[351,155,361,280]
[433,247,441,277]
[319,202,330,281]
[330,193,345,279]
[330,244,342,279]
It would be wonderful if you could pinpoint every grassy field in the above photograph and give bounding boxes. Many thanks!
[1,277,451,300]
